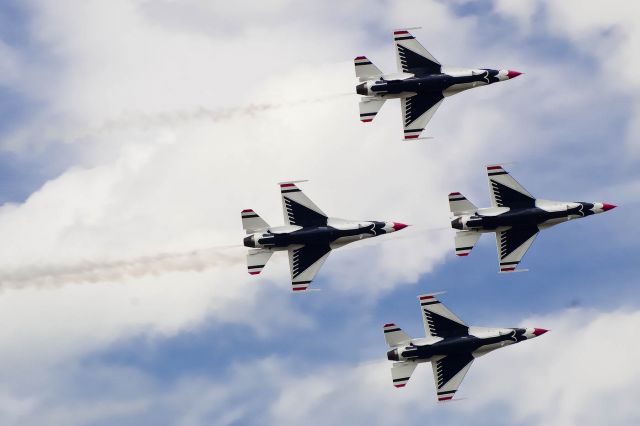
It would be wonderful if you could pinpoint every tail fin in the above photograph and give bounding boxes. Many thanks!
[247,249,273,275]
[448,192,477,215]
[355,56,382,81]
[383,323,412,347]
[241,209,270,234]
[359,98,386,123]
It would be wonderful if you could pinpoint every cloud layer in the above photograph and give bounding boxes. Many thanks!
[0,0,638,424]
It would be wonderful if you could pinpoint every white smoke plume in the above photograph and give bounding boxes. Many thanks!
[72,93,354,139]
[0,226,443,290]
[0,245,245,290]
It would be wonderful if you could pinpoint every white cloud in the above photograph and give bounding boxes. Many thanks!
[3,307,638,426]
[0,40,20,85]
[0,0,638,424]
[270,307,640,426]
[493,0,640,160]
[0,0,495,338]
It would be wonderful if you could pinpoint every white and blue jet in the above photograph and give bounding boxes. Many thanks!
[242,181,408,292]
[384,293,548,401]
[449,165,616,272]
[355,29,522,140]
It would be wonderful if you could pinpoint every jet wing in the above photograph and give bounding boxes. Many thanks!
[401,94,444,140]
[393,30,441,75]
[391,361,418,388]
[418,294,468,339]
[288,244,332,291]
[431,354,474,401]
[496,225,539,272]
[280,182,328,227]
[486,165,535,208]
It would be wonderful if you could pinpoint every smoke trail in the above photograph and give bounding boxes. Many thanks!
[0,245,245,290]
[0,224,444,289]
[75,93,354,138]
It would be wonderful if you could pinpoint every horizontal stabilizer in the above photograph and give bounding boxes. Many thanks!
[354,56,383,81]
[247,249,273,275]
[448,192,477,215]
[359,98,385,123]
[241,209,270,234]
[454,231,481,257]
[383,323,412,347]
[391,361,417,388]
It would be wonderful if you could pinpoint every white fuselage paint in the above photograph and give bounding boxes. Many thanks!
[393,327,544,364]
[360,68,513,100]
[452,199,611,233]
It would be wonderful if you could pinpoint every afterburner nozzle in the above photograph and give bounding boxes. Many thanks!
[243,235,256,248]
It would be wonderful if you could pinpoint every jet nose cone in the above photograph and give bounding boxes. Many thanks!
[392,222,408,232]
[507,70,523,79]
[532,328,549,336]
[602,203,617,212]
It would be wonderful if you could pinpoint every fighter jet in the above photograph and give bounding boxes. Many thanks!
[450,165,616,272]
[385,293,547,400]
[242,181,408,292]
[354,29,522,140]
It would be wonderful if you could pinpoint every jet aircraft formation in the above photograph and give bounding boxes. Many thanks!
[241,29,616,401]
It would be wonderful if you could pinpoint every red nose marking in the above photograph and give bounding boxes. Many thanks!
[602,203,617,211]
[392,222,408,231]
[507,70,523,79]
[533,328,548,336]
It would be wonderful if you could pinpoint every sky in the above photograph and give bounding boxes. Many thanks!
[0,0,639,425]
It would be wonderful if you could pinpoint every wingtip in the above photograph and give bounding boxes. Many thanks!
[486,164,504,171]
[418,291,446,300]
[278,179,309,187]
